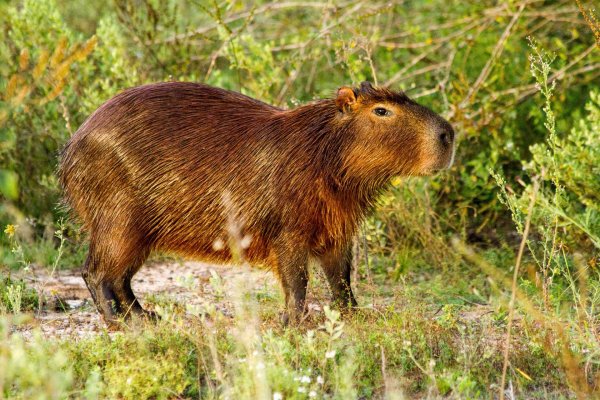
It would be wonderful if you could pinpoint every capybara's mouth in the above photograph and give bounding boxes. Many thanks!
[419,158,454,176]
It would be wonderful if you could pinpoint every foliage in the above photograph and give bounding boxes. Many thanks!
[0,316,74,399]
[490,39,600,397]
[498,41,600,250]
[0,0,599,398]
[0,275,39,313]
[0,282,569,399]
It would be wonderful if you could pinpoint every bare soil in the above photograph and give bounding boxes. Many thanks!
[15,261,278,338]
[11,260,502,344]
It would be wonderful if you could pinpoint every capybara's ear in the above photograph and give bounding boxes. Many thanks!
[336,86,356,113]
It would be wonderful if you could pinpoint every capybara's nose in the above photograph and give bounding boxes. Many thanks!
[437,122,455,147]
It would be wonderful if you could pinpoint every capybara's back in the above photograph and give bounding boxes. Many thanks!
[59,81,455,327]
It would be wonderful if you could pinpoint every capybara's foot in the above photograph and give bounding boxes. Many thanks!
[103,309,160,330]
[331,297,358,315]
[280,309,309,327]
[281,311,291,327]
[124,307,161,328]
[101,315,125,331]
[138,308,160,322]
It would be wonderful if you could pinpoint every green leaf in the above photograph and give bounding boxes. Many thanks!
[0,170,19,200]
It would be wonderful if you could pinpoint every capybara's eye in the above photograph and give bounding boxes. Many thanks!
[373,107,391,117]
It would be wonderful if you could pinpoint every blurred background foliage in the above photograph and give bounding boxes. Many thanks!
[0,0,598,269]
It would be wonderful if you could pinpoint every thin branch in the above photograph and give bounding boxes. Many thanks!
[388,62,448,83]
[380,16,477,41]
[460,3,526,109]
[487,7,579,18]
[158,2,343,44]
[272,2,365,105]
[475,68,600,128]
[378,19,483,49]
[384,44,442,87]
[499,177,540,400]
[490,59,599,101]
[467,44,599,124]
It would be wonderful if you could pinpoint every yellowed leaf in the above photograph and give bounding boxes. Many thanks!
[515,367,532,381]
[19,48,30,71]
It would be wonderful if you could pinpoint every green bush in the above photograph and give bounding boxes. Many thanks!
[0,318,74,399]
[0,275,39,313]
[528,89,600,250]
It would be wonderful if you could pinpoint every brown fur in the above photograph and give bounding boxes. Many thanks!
[58,81,455,327]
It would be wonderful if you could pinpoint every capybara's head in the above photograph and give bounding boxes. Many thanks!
[336,81,455,179]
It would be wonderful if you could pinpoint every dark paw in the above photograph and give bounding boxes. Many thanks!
[102,315,124,331]
[331,298,358,314]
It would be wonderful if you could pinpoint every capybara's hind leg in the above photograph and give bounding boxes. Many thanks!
[82,252,123,328]
[83,234,150,328]
[114,273,159,321]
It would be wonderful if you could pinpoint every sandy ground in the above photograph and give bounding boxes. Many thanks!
[10,260,501,343]
[14,261,279,338]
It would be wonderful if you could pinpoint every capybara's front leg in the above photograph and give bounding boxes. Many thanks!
[275,242,309,326]
[319,246,358,310]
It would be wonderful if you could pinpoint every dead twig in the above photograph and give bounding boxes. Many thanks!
[158,2,341,45]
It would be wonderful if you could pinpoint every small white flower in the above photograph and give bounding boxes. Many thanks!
[317,375,324,385]
[298,387,307,393]
[273,392,283,400]
[325,350,336,359]
[300,375,311,383]
[309,390,317,398]
[256,362,265,370]
[238,357,247,363]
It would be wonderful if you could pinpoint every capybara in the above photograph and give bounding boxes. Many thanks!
[59,81,455,327]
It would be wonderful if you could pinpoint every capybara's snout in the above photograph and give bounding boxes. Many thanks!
[433,117,456,171]
[417,110,456,174]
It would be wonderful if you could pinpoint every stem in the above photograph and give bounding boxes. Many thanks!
[499,177,540,400]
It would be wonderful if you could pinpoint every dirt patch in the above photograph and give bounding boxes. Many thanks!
[14,261,278,339]
[10,261,502,342]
